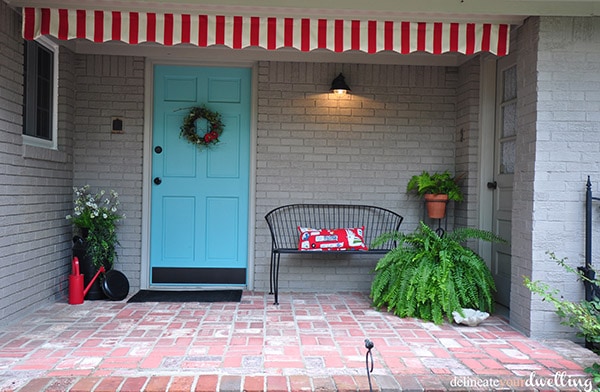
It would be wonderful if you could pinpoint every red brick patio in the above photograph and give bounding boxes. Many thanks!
[0,291,597,391]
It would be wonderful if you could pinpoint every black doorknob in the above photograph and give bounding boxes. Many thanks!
[487,181,497,190]
[154,146,162,154]
[154,177,162,185]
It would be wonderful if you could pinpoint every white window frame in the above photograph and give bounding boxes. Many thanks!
[23,36,59,150]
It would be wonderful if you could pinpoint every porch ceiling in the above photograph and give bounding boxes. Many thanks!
[6,0,600,23]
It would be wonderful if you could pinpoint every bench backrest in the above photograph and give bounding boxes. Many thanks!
[265,204,403,250]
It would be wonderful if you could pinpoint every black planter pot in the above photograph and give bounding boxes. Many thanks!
[72,236,110,300]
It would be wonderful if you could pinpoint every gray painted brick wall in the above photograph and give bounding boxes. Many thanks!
[254,61,459,293]
[455,57,482,231]
[512,16,600,339]
[510,17,540,335]
[0,2,75,323]
[532,16,600,339]
[67,58,464,297]
[73,54,145,291]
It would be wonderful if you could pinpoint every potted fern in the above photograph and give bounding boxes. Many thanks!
[370,222,505,325]
[406,171,464,218]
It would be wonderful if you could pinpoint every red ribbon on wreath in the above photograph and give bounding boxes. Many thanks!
[204,130,219,143]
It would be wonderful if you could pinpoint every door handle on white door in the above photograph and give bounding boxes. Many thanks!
[487,181,497,190]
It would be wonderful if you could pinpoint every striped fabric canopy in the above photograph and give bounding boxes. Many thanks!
[22,7,510,56]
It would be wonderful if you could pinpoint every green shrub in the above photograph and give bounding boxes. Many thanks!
[524,252,600,349]
[370,222,503,324]
[524,251,600,387]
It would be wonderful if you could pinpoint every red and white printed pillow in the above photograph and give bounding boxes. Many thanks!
[297,226,368,251]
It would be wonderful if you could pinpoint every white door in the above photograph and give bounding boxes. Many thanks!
[490,54,517,308]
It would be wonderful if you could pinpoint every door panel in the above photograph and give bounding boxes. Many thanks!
[164,76,198,102]
[208,78,241,102]
[151,65,251,286]
[162,196,195,260]
[207,115,240,178]
[206,197,239,263]
[164,114,196,177]
[491,55,516,308]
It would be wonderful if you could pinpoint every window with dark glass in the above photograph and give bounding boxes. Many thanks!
[23,40,54,141]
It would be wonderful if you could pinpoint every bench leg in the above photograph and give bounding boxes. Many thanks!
[273,253,281,305]
[269,251,275,294]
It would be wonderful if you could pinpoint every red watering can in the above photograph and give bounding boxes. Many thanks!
[68,257,129,304]
[69,257,105,305]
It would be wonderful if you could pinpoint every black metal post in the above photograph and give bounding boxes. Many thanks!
[579,176,600,302]
[579,177,595,302]
[586,176,592,271]
[364,339,374,392]
[580,176,600,350]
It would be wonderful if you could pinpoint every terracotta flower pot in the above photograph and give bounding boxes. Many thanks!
[424,194,449,219]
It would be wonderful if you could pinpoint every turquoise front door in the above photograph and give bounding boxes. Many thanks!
[150,65,251,286]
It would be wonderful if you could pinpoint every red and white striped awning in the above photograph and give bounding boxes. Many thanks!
[23,7,510,56]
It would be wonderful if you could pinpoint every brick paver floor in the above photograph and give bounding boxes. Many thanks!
[0,291,598,391]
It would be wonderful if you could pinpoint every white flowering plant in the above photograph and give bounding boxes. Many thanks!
[66,185,124,268]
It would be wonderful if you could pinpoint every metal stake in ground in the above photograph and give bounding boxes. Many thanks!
[365,339,374,392]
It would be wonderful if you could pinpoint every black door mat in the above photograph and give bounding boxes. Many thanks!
[127,290,242,303]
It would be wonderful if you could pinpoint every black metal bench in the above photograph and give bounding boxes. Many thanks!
[265,204,404,304]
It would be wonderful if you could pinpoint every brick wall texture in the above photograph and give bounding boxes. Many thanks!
[511,16,600,339]
[454,57,482,232]
[253,62,460,292]
[72,55,145,290]
[0,1,74,322]
[2,0,600,342]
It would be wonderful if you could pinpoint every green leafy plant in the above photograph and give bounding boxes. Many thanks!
[406,171,464,202]
[524,251,600,385]
[66,185,124,268]
[524,252,600,347]
[370,222,504,324]
[585,363,600,389]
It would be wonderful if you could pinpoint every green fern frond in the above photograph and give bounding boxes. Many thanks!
[447,226,506,244]
[370,221,503,324]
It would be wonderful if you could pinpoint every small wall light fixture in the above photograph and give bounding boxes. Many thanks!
[111,117,123,134]
[330,73,351,95]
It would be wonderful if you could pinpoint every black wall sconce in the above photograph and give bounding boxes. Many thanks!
[330,73,351,95]
[112,117,123,134]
